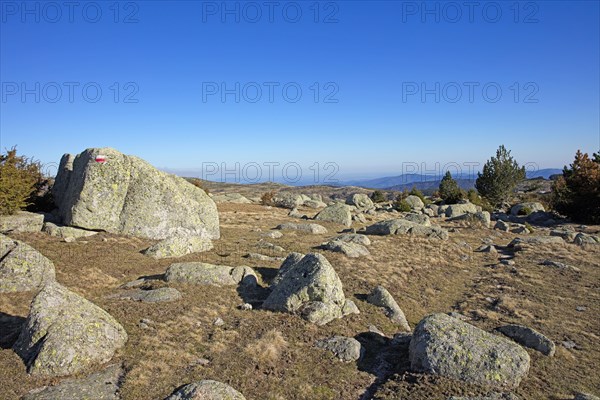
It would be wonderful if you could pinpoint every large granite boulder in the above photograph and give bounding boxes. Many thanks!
[13,282,128,377]
[0,211,44,233]
[165,380,246,400]
[314,203,352,227]
[367,285,411,331]
[263,253,353,325]
[272,192,304,209]
[445,203,478,218]
[0,234,55,293]
[53,148,219,240]
[405,195,425,211]
[409,314,530,390]
[510,202,545,216]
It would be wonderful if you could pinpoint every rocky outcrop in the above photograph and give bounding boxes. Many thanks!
[263,253,353,325]
[409,314,530,390]
[445,203,478,218]
[0,234,55,293]
[405,195,425,211]
[346,193,374,209]
[511,202,545,216]
[13,282,127,377]
[53,148,219,240]
[322,240,370,258]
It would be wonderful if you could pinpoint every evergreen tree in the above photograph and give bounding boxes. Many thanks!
[475,145,526,206]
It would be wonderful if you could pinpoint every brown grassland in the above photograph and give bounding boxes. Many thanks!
[0,202,599,399]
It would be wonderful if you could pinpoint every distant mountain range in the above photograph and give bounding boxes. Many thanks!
[335,169,562,193]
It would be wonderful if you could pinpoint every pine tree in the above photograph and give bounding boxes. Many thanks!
[475,145,526,207]
[439,171,463,204]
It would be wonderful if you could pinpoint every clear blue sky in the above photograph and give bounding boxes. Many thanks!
[1,1,599,183]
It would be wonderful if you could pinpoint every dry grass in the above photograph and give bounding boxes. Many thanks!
[0,198,599,399]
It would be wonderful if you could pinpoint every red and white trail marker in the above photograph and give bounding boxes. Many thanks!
[95,155,107,163]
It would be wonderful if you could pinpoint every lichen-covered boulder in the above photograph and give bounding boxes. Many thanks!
[0,234,55,293]
[116,287,183,303]
[346,193,374,209]
[331,233,371,246]
[164,262,257,286]
[405,195,425,211]
[211,193,252,204]
[53,148,219,240]
[409,313,530,389]
[142,236,213,259]
[403,213,431,226]
[263,253,348,325]
[13,282,128,377]
[0,211,44,233]
[314,203,352,227]
[165,380,246,400]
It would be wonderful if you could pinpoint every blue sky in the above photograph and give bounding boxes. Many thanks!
[1,0,599,183]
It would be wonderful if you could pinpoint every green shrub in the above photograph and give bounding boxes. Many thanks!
[552,150,600,224]
[475,145,526,207]
[370,190,386,203]
[518,206,533,216]
[465,188,493,212]
[439,171,464,204]
[0,147,43,215]
[394,193,412,212]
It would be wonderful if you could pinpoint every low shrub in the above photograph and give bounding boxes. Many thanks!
[0,147,43,215]
[261,190,276,206]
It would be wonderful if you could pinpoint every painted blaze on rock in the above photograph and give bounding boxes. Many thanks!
[53,148,220,240]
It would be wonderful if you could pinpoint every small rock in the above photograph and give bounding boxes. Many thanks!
[239,303,253,311]
[500,259,516,266]
[497,324,556,356]
[576,306,587,312]
[213,317,224,326]
[540,259,580,272]
[165,380,245,400]
[261,231,283,239]
[562,340,577,349]
[575,393,600,400]
[315,336,363,362]
[63,237,76,243]
[367,285,411,332]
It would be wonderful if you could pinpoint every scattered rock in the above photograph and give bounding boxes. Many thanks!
[574,393,600,400]
[0,234,55,293]
[511,202,545,216]
[445,203,478,218]
[500,259,515,266]
[550,229,577,242]
[364,219,448,240]
[245,252,285,262]
[314,203,352,227]
[495,220,510,232]
[53,147,220,240]
[22,363,123,400]
[342,299,360,316]
[303,199,327,208]
[142,235,213,259]
[276,223,328,234]
[540,259,580,272]
[263,253,348,325]
[288,208,306,219]
[497,324,556,356]
[409,313,530,390]
[272,192,304,209]
[164,263,257,286]
[332,233,371,246]
[403,213,431,226]
[561,340,577,349]
[353,213,367,223]
[576,306,587,312]
[476,244,498,254]
[213,317,225,326]
[322,240,370,258]
[117,287,182,303]
[507,236,564,251]
[316,336,364,362]
[346,193,374,209]
[0,211,44,233]
[405,195,425,211]
[367,285,411,332]
[211,193,252,204]
[165,380,246,400]
[42,222,98,239]
[574,233,599,246]
[239,303,253,311]
[261,230,283,239]
[13,282,128,377]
